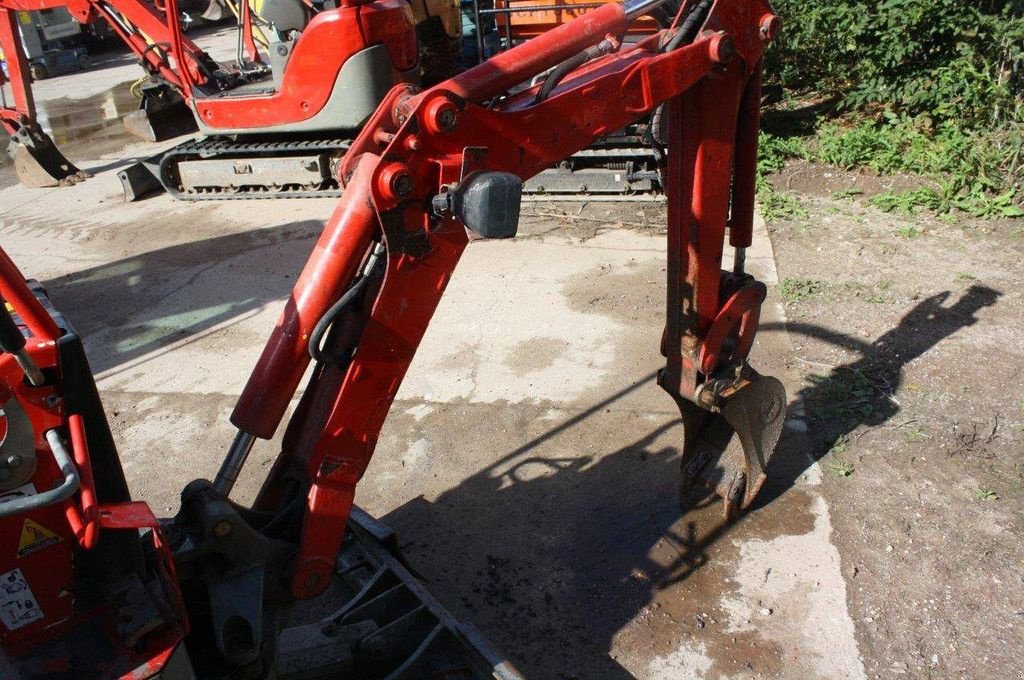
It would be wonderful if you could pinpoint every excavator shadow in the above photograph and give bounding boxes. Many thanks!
[379,284,1000,678]
[43,220,321,374]
[753,284,1001,509]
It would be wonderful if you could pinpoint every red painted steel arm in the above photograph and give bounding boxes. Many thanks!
[1,0,214,91]
[0,249,61,342]
[0,8,34,133]
[227,0,779,598]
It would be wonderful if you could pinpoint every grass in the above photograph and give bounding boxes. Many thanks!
[811,117,1024,219]
[831,188,863,201]
[895,226,922,238]
[779,278,827,303]
[828,460,855,477]
[756,132,809,222]
[954,272,977,281]
[829,434,850,454]
[760,190,809,221]
[973,487,999,501]
[760,116,1024,220]
[904,427,926,443]
[806,367,885,423]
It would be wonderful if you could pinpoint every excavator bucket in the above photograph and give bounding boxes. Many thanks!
[122,82,199,143]
[200,0,228,22]
[7,125,89,188]
[679,373,787,520]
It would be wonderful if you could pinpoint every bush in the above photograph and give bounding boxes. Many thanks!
[767,0,1024,128]
[759,1,1024,216]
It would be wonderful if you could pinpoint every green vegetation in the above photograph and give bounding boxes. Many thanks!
[806,367,885,423]
[904,427,926,443]
[974,487,999,501]
[778,277,827,303]
[829,434,851,454]
[757,1,1024,218]
[828,460,856,477]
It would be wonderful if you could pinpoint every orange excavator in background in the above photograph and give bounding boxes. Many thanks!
[0,0,785,675]
[1,0,461,195]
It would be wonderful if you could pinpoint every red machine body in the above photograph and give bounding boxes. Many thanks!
[0,0,786,676]
[0,0,418,130]
[0,253,188,677]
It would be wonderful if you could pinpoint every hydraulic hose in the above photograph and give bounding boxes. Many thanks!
[663,0,713,52]
[534,37,619,103]
[308,242,386,365]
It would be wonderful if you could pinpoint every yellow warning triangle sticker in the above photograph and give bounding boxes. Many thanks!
[17,519,61,558]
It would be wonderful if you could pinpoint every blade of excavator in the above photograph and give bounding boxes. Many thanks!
[678,373,787,520]
[9,127,89,188]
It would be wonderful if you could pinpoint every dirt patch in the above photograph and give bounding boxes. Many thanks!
[766,161,1024,679]
[505,337,571,374]
[771,159,925,199]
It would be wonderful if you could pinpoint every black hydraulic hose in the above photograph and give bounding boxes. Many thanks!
[663,0,713,52]
[308,278,370,364]
[534,51,591,103]
[534,36,620,103]
[307,242,385,365]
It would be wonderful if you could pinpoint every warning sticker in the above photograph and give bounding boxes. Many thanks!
[17,519,61,558]
[0,568,43,631]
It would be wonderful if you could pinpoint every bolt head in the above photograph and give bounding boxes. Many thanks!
[437,107,457,131]
[392,172,414,197]
[759,14,781,41]
[5,455,21,468]
[212,519,233,538]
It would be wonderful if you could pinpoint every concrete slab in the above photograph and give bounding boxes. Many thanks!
[0,148,865,678]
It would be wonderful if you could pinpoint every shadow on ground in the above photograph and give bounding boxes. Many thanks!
[381,285,1000,678]
[43,220,321,373]
[759,284,1001,504]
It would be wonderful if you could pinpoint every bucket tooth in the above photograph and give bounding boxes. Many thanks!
[8,127,88,188]
[677,372,787,519]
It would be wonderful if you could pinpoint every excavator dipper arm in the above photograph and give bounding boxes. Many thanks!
[224,0,786,602]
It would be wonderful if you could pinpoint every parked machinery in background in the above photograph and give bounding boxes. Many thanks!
[0,7,90,80]
[1,0,461,193]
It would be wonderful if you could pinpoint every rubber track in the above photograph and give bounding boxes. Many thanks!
[158,138,661,201]
[159,136,352,201]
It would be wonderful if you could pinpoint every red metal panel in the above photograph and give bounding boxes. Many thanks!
[0,249,60,341]
[194,0,417,130]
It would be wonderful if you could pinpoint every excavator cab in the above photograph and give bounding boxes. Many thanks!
[1,0,461,192]
[125,0,464,197]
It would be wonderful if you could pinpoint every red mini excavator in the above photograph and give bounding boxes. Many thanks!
[1,0,460,194]
[0,0,785,675]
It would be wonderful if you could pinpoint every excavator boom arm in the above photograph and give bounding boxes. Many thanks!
[227,0,785,598]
